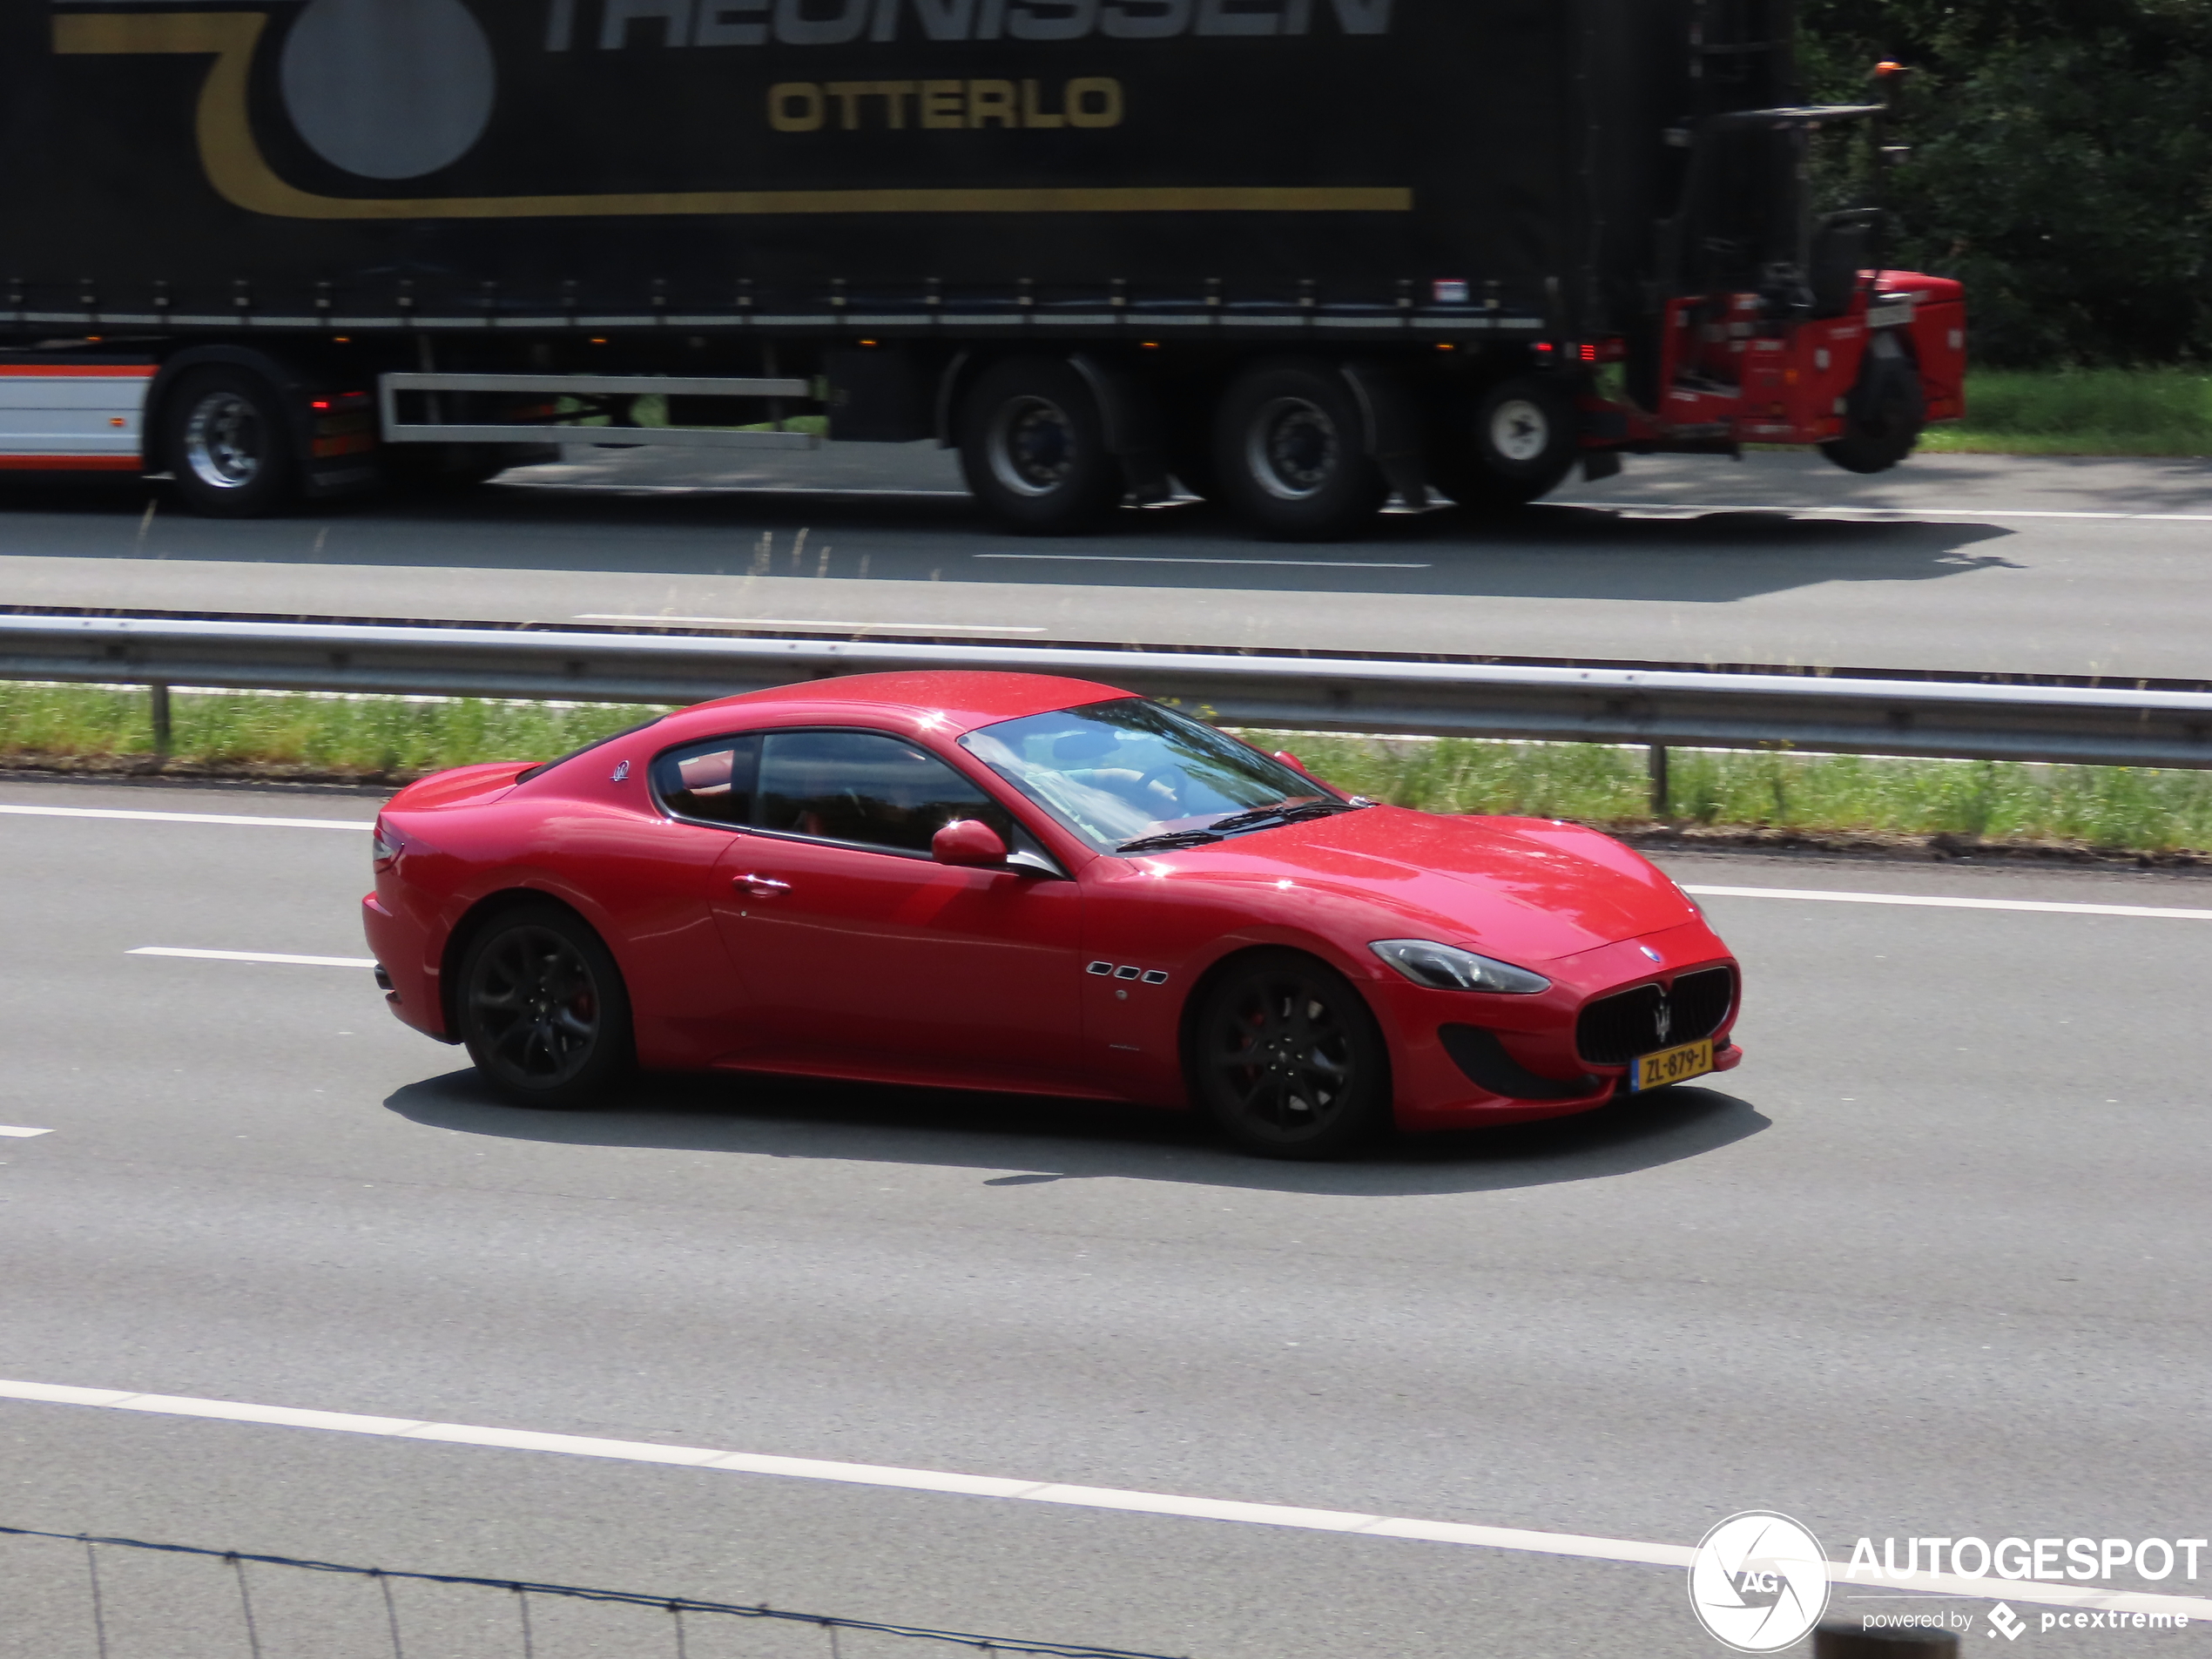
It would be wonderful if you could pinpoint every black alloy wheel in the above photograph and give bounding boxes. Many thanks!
[1431,373,1579,510]
[158,367,300,517]
[1821,339,1925,475]
[458,903,632,1109]
[957,356,1122,532]
[1211,359,1387,541]
[1191,951,1392,1158]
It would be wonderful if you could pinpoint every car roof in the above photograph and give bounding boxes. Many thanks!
[666,670,1135,738]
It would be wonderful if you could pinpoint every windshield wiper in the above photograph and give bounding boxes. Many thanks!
[1203,799,1370,835]
[1116,828,1226,853]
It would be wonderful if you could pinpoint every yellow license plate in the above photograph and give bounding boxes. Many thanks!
[1630,1038,1713,1092]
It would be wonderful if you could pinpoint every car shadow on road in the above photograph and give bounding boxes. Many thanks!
[382,1068,1769,1197]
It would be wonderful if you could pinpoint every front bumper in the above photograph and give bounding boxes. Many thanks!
[1372,922,1742,1130]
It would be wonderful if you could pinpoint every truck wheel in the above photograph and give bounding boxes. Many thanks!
[1212,360,1386,541]
[1432,375,1578,509]
[1821,343,1925,475]
[957,357,1122,533]
[158,367,299,517]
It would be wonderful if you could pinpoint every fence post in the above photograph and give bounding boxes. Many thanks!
[148,681,172,763]
[1647,743,1669,818]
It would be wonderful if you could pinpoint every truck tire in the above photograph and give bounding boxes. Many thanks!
[158,366,300,517]
[957,357,1122,533]
[1211,359,1387,541]
[1432,374,1578,509]
[1821,339,1925,475]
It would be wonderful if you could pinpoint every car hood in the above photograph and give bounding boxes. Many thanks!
[1144,806,1700,962]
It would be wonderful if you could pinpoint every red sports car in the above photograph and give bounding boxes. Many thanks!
[362,671,1741,1158]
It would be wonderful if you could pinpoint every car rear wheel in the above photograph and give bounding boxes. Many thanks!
[457,902,632,1109]
[1191,950,1392,1158]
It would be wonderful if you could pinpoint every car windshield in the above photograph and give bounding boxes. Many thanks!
[959,698,1336,853]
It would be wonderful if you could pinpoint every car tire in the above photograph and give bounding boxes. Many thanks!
[157,367,300,517]
[1431,374,1579,510]
[1211,359,1387,541]
[957,356,1123,533]
[1190,950,1393,1159]
[457,901,633,1109]
[1821,338,1925,475]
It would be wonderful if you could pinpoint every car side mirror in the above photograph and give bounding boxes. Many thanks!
[933,819,1008,867]
[1273,750,1312,777]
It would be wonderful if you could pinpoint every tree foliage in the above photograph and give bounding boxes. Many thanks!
[1801,0,2212,363]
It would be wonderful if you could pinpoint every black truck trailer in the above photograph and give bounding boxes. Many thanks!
[0,0,1964,535]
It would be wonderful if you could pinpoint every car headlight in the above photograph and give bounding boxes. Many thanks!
[1369,940,1550,995]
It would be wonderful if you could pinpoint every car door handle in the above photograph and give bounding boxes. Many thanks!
[732,873,792,896]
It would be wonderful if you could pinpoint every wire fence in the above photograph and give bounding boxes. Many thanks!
[0,1525,1186,1659]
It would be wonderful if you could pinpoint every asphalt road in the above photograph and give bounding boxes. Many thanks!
[2,774,2209,1657]
[1,447,2209,678]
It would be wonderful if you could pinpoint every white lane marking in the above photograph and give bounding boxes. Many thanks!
[130,948,377,968]
[0,805,370,831]
[973,553,1430,569]
[0,1126,53,1138]
[577,614,1048,633]
[0,1379,2202,1620]
[1559,499,2212,524]
[1683,884,2212,921]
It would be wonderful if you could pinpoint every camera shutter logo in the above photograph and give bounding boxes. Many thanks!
[1688,1511,1831,1653]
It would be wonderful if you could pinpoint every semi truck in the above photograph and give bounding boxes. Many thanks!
[0,0,1964,537]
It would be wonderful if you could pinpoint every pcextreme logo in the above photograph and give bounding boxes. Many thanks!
[1688,1511,1833,1653]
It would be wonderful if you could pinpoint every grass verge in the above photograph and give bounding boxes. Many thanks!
[1919,368,2212,457]
[0,683,667,783]
[6,682,2212,863]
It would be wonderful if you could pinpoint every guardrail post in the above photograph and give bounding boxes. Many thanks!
[1648,743,1669,818]
[1815,1621,1959,1656]
[148,682,172,764]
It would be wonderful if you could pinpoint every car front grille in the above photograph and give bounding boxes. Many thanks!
[1575,966,1736,1066]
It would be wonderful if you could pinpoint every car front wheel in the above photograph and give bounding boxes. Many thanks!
[1190,950,1393,1158]
[457,902,632,1109]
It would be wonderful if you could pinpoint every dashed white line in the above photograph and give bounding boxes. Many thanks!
[1683,885,2212,921]
[0,1377,2202,1620]
[0,1126,52,1138]
[0,805,369,831]
[577,614,1049,633]
[129,948,377,968]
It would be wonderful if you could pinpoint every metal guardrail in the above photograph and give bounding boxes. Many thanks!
[1,1522,1181,1659]
[3,612,2210,772]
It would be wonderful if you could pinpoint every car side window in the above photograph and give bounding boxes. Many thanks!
[756,729,1011,854]
[651,734,762,826]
